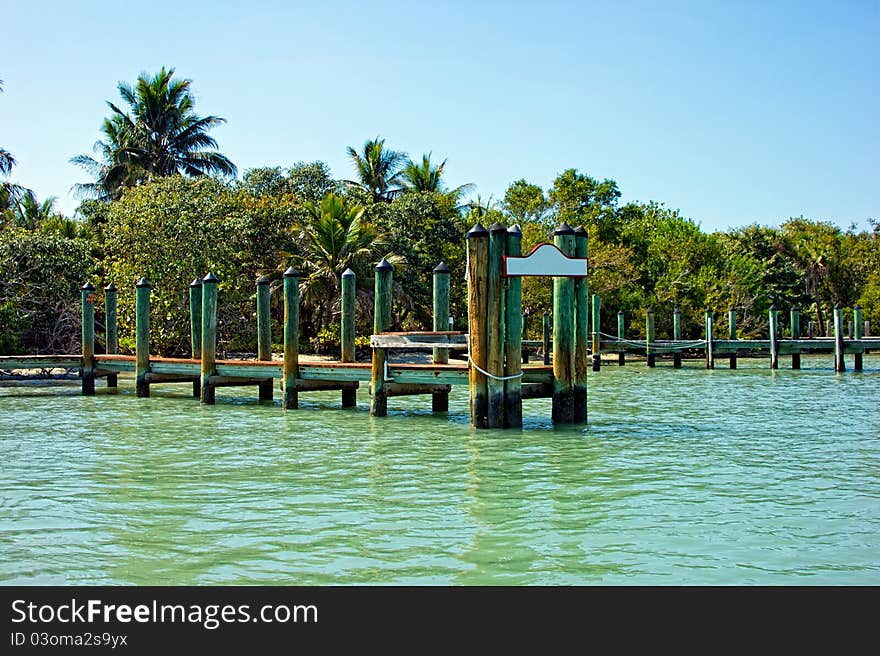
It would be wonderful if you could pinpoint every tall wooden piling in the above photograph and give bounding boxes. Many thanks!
[617,310,625,366]
[371,259,394,417]
[704,308,714,370]
[522,312,530,364]
[467,224,489,428]
[432,262,451,413]
[728,307,737,369]
[790,306,801,370]
[552,223,576,424]
[104,283,117,388]
[591,294,601,371]
[542,313,550,365]
[189,278,202,397]
[833,302,845,373]
[200,273,219,404]
[135,278,151,398]
[256,276,274,401]
[769,304,779,370]
[341,268,357,407]
[504,227,524,427]
[81,283,95,395]
[486,224,507,428]
[853,304,864,372]
[645,308,655,367]
[673,307,682,369]
[282,267,300,410]
[573,226,589,423]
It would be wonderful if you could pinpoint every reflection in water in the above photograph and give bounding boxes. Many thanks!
[1,355,879,584]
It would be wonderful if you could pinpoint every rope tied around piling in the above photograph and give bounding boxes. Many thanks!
[467,352,524,381]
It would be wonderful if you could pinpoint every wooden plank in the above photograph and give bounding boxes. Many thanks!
[377,383,452,398]
[296,379,358,392]
[150,361,201,376]
[146,373,199,384]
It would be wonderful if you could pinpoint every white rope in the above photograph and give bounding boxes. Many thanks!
[467,353,524,381]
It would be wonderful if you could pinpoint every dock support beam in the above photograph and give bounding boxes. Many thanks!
[200,273,218,404]
[705,307,714,370]
[617,310,625,366]
[728,307,737,369]
[104,283,117,388]
[432,262,451,413]
[282,267,300,409]
[542,313,550,365]
[486,224,507,428]
[341,268,357,407]
[769,304,779,370]
[573,226,588,423]
[673,307,682,369]
[467,224,489,428]
[552,223,575,424]
[834,303,845,373]
[135,278,150,397]
[189,278,202,397]
[645,308,655,367]
[591,294,601,371]
[854,304,864,372]
[256,276,273,401]
[791,306,801,370]
[504,228,524,427]
[81,283,95,395]
[370,259,393,417]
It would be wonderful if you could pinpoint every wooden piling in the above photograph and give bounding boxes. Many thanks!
[370,258,394,417]
[81,283,95,395]
[522,312,530,364]
[200,273,219,404]
[135,278,150,397]
[341,268,357,407]
[282,267,300,410]
[705,308,714,370]
[591,294,601,371]
[504,227,524,427]
[255,276,274,401]
[617,310,625,366]
[790,305,801,370]
[866,320,871,337]
[673,307,682,369]
[728,307,737,369]
[551,223,576,423]
[189,278,202,397]
[833,302,845,373]
[467,225,490,428]
[645,308,655,367]
[573,226,588,423]
[485,223,507,427]
[769,304,779,370]
[542,312,550,365]
[104,283,117,388]
[432,261,451,413]
[808,321,814,339]
[853,304,863,372]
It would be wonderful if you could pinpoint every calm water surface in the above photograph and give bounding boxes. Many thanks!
[2,355,878,584]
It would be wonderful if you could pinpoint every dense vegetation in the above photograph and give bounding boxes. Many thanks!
[1,71,877,356]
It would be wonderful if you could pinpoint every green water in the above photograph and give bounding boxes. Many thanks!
[2,356,878,585]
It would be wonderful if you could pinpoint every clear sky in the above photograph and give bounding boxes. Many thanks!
[2,0,877,231]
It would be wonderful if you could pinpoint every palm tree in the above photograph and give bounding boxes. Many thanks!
[399,152,475,209]
[292,193,387,332]
[345,137,407,202]
[72,67,236,200]
[0,80,34,212]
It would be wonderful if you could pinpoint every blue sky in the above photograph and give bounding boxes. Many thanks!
[2,0,877,231]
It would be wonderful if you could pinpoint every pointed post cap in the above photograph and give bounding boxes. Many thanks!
[256,275,270,285]
[729,306,736,312]
[136,277,150,288]
[791,305,800,312]
[834,301,843,309]
[342,268,355,278]
[573,226,587,236]
[618,309,624,315]
[770,303,777,310]
[507,224,522,235]
[466,223,488,238]
[202,272,219,284]
[554,222,575,236]
[854,303,861,310]
[190,278,202,287]
[104,283,116,292]
[488,221,506,233]
[433,261,450,274]
[375,258,393,272]
[82,282,95,291]
[673,306,681,314]
[283,266,300,278]
[646,307,654,314]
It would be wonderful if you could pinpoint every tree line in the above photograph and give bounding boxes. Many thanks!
[1,69,877,356]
